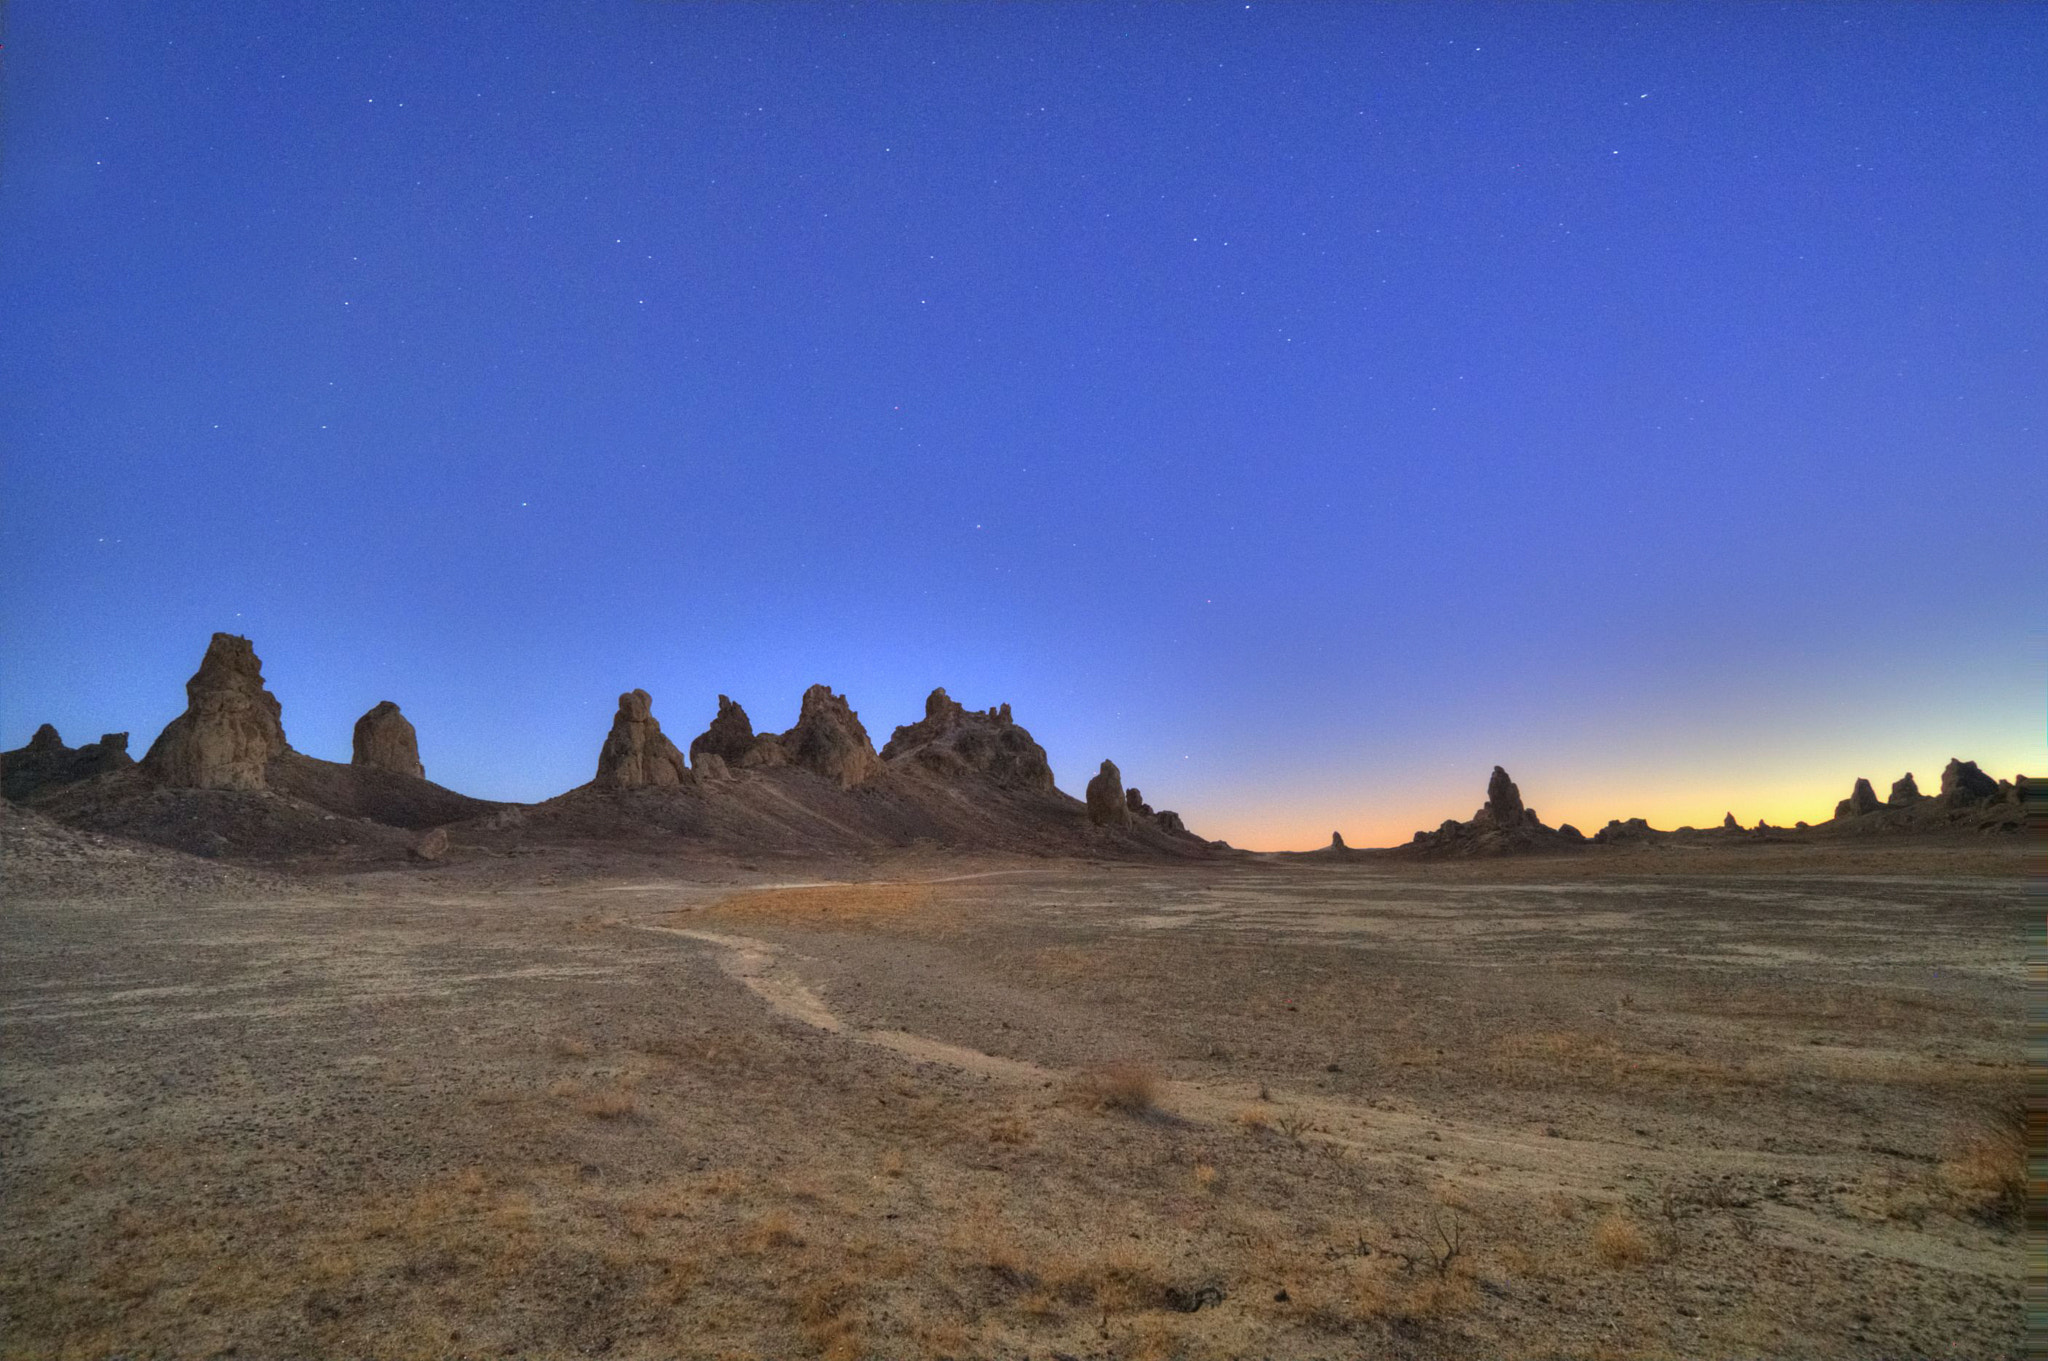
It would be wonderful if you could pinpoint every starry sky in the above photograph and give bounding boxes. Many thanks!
[3,2,2042,848]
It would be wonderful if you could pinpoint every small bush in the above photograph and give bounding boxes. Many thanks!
[1591,1212,1654,1268]
[1941,1102,2026,1224]
[1069,1063,1159,1115]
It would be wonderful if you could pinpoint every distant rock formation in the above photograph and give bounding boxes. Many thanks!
[595,690,691,789]
[1405,767,1583,856]
[1329,831,1347,850]
[880,688,1056,791]
[1086,760,1132,827]
[1722,812,1740,831]
[1593,817,1657,844]
[775,684,882,788]
[1939,759,1999,806]
[1887,773,1921,806]
[1156,810,1189,835]
[1832,778,1883,819]
[140,633,288,790]
[1,726,134,802]
[352,701,424,780]
[1126,787,1153,817]
[689,695,757,767]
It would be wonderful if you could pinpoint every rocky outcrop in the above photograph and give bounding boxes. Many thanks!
[1887,773,1922,806]
[412,827,449,861]
[879,688,1056,791]
[1156,810,1188,835]
[693,752,732,782]
[1722,812,1740,831]
[2,726,134,802]
[1402,767,1584,856]
[1939,759,1999,806]
[594,690,691,789]
[140,633,288,790]
[689,696,757,767]
[1329,831,1347,850]
[1086,760,1132,827]
[775,685,882,788]
[1126,787,1154,817]
[352,701,424,780]
[1833,778,1883,819]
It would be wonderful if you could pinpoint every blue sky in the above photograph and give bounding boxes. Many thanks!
[3,2,2041,846]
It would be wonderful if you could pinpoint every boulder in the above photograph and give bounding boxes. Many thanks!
[412,827,449,861]
[778,684,882,787]
[2,726,134,802]
[1887,772,1921,806]
[689,695,757,766]
[351,701,424,780]
[1086,760,1132,827]
[1939,759,1999,806]
[879,688,1056,791]
[594,689,691,789]
[140,633,288,790]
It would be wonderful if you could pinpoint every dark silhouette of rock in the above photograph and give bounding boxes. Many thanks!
[412,827,449,861]
[1126,787,1155,817]
[1480,766,1525,824]
[1155,810,1189,835]
[2,726,134,802]
[1833,778,1882,819]
[1888,773,1921,806]
[352,701,424,780]
[1086,760,1132,827]
[1557,823,1585,843]
[141,633,287,790]
[1722,812,1740,831]
[595,690,691,789]
[1593,817,1657,843]
[1939,759,1998,806]
[777,684,881,788]
[1329,831,1347,850]
[1404,767,1583,856]
[880,688,1057,791]
[689,695,756,766]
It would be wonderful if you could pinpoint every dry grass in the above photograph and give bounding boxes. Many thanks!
[1236,1105,1270,1131]
[1938,1100,2027,1224]
[1591,1211,1655,1268]
[987,1114,1032,1145]
[1066,1063,1160,1115]
[699,883,938,927]
[549,1036,593,1059]
[578,1088,638,1120]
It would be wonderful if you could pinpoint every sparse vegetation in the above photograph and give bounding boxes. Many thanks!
[1938,1099,2027,1224]
[1591,1211,1655,1268]
[1067,1062,1159,1115]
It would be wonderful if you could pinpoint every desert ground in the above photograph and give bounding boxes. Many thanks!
[0,833,2028,1360]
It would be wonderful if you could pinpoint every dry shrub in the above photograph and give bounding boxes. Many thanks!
[795,1271,867,1360]
[988,1114,1032,1145]
[1129,1316,1186,1361]
[578,1088,637,1121]
[1236,1105,1270,1131]
[1591,1212,1654,1268]
[1193,1162,1220,1194]
[878,1149,906,1178]
[1939,1100,2026,1224]
[1068,1063,1159,1115]
[550,1036,593,1059]
[744,1210,805,1253]
[1050,1245,1175,1313]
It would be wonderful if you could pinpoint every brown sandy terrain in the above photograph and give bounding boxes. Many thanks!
[0,830,2027,1359]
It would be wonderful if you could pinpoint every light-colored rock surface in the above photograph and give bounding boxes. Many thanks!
[351,701,425,780]
[140,633,288,790]
[880,688,1056,791]
[779,684,881,788]
[1085,759,1132,827]
[594,690,691,789]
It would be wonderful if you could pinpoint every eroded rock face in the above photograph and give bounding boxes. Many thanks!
[1939,759,1999,806]
[1330,831,1347,850]
[693,752,732,782]
[778,684,882,788]
[1833,778,1883,819]
[689,696,756,766]
[412,827,449,861]
[1722,812,1740,831]
[141,633,288,790]
[1887,772,1921,806]
[879,688,1055,791]
[1155,810,1188,835]
[2,726,134,801]
[352,701,424,780]
[1086,759,1132,827]
[1126,787,1154,817]
[1481,766,1525,824]
[595,689,691,789]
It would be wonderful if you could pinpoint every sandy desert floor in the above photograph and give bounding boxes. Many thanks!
[0,842,2028,1359]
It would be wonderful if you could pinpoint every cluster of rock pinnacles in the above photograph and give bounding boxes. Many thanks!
[27,633,1175,829]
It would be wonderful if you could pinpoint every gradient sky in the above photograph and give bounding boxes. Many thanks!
[3,2,2042,849]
